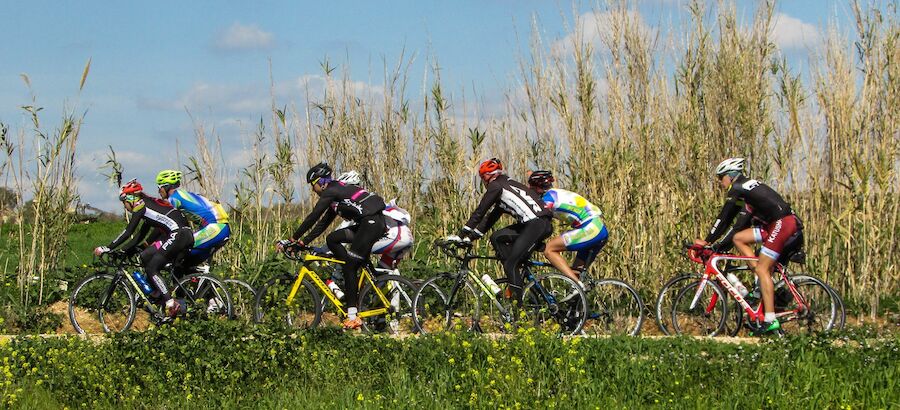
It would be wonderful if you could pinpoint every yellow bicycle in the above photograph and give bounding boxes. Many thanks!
[253,243,420,334]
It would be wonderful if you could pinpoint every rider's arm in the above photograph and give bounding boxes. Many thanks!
[107,208,145,249]
[118,223,153,254]
[291,194,333,242]
[711,209,751,252]
[461,183,501,238]
[704,197,741,244]
[473,207,503,238]
[301,209,337,244]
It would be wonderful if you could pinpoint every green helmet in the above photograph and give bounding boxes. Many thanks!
[156,170,183,187]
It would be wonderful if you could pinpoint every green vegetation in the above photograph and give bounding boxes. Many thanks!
[1,321,897,409]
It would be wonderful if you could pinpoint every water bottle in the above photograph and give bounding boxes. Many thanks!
[326,279,345,300]
[726,273,749,297]
[132,271,153,295]
[481,274,501,296]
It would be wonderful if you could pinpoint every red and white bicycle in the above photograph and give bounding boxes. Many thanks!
[669,243,844,336]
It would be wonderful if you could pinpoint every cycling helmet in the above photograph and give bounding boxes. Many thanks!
[156,169,183,188]
[306,162,332,184]
[478,158,503,178]
[337,170,362,185]
[715,157,745,177]
[119,179,143,202]
[527,170,555,189]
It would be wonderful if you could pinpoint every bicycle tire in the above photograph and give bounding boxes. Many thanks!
[789,274,846,330]
[412,273,481,334]
[223,278,257,322]
[583,278,645,336]
[495,274,588,336]
[670,279,728,337]
[358,273,420,335]
[173,273,234,321]
[69,273,137,334]
[253,275,322,329]
[654,273,699,335]
[779,275,841,334]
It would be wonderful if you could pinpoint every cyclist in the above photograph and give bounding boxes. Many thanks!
[281,163,388,330]
[526,170,608,290]
[452,158,552,301]
[695,158,804,335]
[329,171,413,271]
[155,170,231,273]
[93,179,194,317]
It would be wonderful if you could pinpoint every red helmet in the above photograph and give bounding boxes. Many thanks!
[478,158,503,178]
[119,179,143,202]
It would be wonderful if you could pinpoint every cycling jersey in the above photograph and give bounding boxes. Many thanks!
[543,188,608,265]
[705,175,794,244]
[108,197,191,251]
[292,181,387,244]
[167,188,229,226]
[462,175,550,239]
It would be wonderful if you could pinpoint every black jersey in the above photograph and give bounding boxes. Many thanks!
[108,197,191,250]
[293,181,387,243]
[705,175,794,243]
[462,174,550,238]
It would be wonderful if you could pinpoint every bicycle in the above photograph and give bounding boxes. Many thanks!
[412,239,588,336]
[669,243,843,336]
[577,269,645,336]
[253,243,419,334]
[655,245,846,336]
[68,251,233,334]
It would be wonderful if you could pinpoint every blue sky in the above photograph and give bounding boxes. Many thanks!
[0,1,865,211]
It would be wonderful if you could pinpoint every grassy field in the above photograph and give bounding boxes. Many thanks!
[1,321,898,409]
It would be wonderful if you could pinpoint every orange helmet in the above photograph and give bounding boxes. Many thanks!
[478,158,503,178]
[119,179,143,202]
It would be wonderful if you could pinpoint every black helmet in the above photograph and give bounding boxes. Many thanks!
[528,170,555,189]
[306,162,332,184]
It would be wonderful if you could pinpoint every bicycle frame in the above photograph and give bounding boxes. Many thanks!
[689,253,807,324]
[286,252,391,319]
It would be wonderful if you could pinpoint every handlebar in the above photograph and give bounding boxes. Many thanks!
[433,239,474,260]
[682,240,714,264]
[278,241,332,261]
[95,251,139,268]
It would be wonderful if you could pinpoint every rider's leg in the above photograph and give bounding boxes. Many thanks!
[326,227,355,261]
[733,228,760,268]
[543,236,577,281]
[500,218,552,301]
[343,214,386,320]
[489,225,521,261]
[185,223,230,270]
[373,223,412,270]
[754,254,777,320]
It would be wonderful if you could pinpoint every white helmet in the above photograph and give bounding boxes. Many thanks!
[337,170,362,185]
[715,158,745,177]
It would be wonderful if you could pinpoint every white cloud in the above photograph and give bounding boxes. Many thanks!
[550,10,651,58]
[771,13,821,50]
[213,23,274,51]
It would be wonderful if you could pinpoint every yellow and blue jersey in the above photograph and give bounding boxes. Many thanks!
[167,188,229,227]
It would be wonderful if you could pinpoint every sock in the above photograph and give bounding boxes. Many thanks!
[764,312,776,322]
[348,307,358,320]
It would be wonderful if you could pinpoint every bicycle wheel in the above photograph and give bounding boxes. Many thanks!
[523,273,587,335]
[582,278,645,336]
[254,275,322,329]
[358,273,419,335]
[654,273,698,335]
[412,273,481,334]
[173,274,233,321]
[789,274,846,331]
[671,279,728,336]
[778,275,840,334]
[223,279,257,322]
[69,273,137,334]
